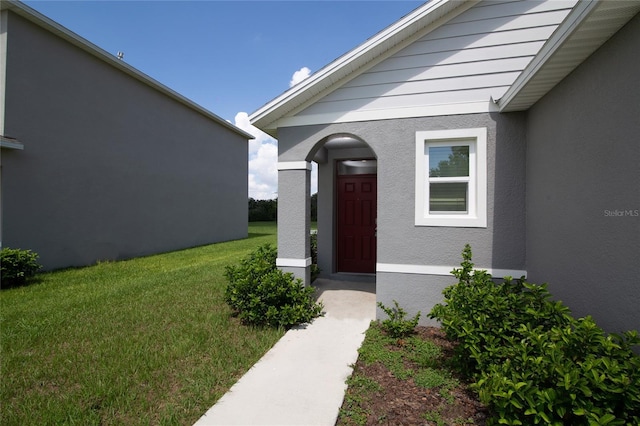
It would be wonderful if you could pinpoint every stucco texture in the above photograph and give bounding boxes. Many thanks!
[526,13,640,334]
[277,112,526,323]
[278,112,527,271]
[2,12,248,269]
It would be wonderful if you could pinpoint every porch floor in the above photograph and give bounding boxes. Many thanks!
[193,278,376,425]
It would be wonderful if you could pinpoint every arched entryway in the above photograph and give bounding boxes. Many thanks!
[309,133,377,280]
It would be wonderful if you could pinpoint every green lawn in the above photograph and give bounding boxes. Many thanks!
[0,222,283,425]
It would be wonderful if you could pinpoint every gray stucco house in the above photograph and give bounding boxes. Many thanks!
[0,1,253,270]
[250,0,640,334]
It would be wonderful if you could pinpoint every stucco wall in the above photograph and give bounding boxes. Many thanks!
[1,12,248,269]
[526,13,640,333]
[278,111,527,322]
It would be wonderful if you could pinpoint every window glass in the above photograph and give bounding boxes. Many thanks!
[429,146,469,177]
[429,183,468,212]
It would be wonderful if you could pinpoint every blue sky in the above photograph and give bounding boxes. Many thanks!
[23,0,424,198]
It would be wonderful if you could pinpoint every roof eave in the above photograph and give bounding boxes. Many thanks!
[249,0,474,134]
[499,0,640,113]
[2,0,254,140]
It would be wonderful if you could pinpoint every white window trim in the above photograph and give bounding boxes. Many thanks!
[415,128,487,228]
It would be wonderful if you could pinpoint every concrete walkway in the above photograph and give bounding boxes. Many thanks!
[193,278,376,426]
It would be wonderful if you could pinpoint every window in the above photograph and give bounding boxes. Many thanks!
[415,128,487,227]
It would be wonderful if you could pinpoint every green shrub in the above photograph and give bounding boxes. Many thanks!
[1,247,42,288]
[310,264,321,283]
[310,232,318,265]
[378,300,420,339]
[475,319,640,425]
[429,244,572,377]
[430,244,640,425]
[310,232,320,282]
[224,244,323,328]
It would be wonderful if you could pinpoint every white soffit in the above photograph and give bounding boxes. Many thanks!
[249,0,474,137]
[1,0,254,140]
[499,0,640,112]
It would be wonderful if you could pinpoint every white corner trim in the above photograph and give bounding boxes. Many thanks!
[377,263,526,278]
[277,161,312,171]
[276,257,313,268]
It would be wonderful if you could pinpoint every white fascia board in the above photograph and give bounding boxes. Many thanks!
[498,0,598,112]
[377,263,527,279]
[250,0,475,131]
[1,1,254,141]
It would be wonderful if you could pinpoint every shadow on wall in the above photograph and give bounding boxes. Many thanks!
[490,111,527,275]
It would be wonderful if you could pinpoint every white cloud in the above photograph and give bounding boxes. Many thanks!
[234,111,274,156]
[234,112,279,200]
[248,142,278,200]
[289,66,311,87]
[235,101,319,200]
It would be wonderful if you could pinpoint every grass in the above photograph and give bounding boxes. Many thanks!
[340,374,383,425]
[357,324,456,388]
[338,323,463,426]
[0,222,283,425]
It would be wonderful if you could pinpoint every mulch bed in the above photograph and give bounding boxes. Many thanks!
[337,326,489,425]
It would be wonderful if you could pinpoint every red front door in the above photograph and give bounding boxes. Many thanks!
[336,174,377,273]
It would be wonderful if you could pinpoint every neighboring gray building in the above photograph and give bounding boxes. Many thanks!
[0,1,253,270]
[251,0,640,334]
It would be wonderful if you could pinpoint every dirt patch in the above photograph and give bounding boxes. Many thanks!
[337,326,488,425]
